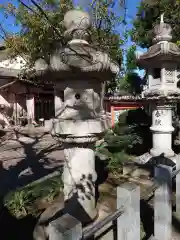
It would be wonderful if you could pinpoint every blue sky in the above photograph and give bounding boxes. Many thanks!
[0,0,142,45]
[74,0,143,50]
[0,0,20,37]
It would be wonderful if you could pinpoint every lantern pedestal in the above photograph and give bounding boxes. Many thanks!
[150,104,174,157]
[63,146,98,223]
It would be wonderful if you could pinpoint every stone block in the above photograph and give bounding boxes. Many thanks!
[117,183,140,240]
[48,213,82,240]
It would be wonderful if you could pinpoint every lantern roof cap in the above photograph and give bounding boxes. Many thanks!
[137,14,180,68]
[32,9,119,80]
[153,13,172,43]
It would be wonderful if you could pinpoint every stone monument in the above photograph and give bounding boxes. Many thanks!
[136,14,180,164]
[34,9,119,226]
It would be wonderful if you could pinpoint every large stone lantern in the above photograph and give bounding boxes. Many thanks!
[136,14,180,163]
[35,9,119,224]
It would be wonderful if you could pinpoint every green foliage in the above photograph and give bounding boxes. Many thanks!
[110,127,142,152]
[119,72,142,95]
[96,108,151,172]
[126,45,137,72]
[0,0,123,72]
[5,190,34,218]
[118,45,143,94]
[105,123,142,150]
[0,0,73,67]
[4,172,63,218]
[90,1,124,60]
[131,0,180,48]
[107,151,134,172]
[96,110,143,172]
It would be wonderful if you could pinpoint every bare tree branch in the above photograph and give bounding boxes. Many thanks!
[0,23,8,39]
[17,0,35,13]
[0,33,6,41]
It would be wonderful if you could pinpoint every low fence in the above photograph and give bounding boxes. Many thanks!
[48,161,180,240]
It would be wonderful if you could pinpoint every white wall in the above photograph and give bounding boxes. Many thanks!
[0,56,26,69]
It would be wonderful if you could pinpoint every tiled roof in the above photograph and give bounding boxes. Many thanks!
[0,67,42,87]
[104,95,143,101]
[0,49,11,62]
[0,67,20,78]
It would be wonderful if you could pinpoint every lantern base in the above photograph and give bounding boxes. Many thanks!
[150,147,175,158]
[135,151,177,165]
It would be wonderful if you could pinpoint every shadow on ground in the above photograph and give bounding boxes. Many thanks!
[0,129,64,239]
[0,205,37,240]
[0,130,110,240]
[0,130,64,197]
[2,129,180,239]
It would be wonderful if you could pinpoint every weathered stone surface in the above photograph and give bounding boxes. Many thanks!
[33,6,119,228]
[150,105,175,158]
[33,194,64,240]
[48,213,82,240]
[117,183,140,240]
[135,152,152,164]
[131,168,150,179]
[46,8,118,226]
[123,165,136,175]
[63,147,97,222]
[135,16,180,173]
[154,165,172,240]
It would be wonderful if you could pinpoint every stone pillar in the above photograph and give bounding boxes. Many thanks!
[154,165,172,240]
[100,82,106,115]
[177,121,180,143]
[26,94,35,125]
[63,145,97,223]
[54,89,64,118]
[150,104,174,157]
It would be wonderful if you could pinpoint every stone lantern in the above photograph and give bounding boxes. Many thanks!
[34,9,119,225]
[136,14,180,163]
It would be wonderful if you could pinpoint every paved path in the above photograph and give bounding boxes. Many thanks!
[0,128,64,195]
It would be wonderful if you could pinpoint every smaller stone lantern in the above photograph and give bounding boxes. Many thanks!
[136,14,180,163]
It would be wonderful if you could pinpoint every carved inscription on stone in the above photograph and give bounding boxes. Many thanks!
[155,119,161,125]
[160,110,165,115]
[155,110,161,125]
[155,110,161,118]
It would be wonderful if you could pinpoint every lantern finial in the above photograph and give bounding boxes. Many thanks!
[160,13,164,24]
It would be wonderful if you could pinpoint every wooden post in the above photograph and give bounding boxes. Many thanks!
[154,164,172,240]
[117,183,140,240]
[26,94,34,128]
[176,155,180,213]
[48,213,82,240]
